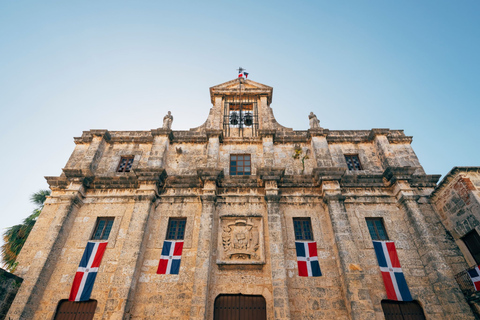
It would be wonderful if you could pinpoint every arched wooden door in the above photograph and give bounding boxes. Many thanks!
[53,299,97,320]
[382,300,426,320]
[214,294,266,320]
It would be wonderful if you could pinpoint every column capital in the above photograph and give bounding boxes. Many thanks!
[258,129,276,138]
[257,167,285,182]
[383,166,418,184]
[367,128,390,140]
[308,128,330,137]
[313,167,346,185]
[323,193,346,204]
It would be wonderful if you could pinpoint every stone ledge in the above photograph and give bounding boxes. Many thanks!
[313,167,346,184]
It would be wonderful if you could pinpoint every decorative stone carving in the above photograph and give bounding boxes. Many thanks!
[163,111,173,129]
[217,217,265,265]
[308,112,320,129]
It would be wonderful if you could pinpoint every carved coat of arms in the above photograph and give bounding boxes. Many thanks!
[218,218,263,263]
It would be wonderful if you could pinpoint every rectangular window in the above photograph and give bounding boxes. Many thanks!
[345,154,362,171]
[117,156,134,172]
[92,217,114,240]
[462,230,480,264]
[293,218,314,241]
[166,218,187,240]
[366,218,388,240]
[230,154,251,176]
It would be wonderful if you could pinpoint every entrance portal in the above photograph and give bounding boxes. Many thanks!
[214,294,266,320]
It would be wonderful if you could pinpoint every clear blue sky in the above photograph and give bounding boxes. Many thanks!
[0,1,479,259]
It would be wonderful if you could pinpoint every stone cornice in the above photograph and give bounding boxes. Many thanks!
[383,166,418,184]
[430,166,480,200]
[74,130,111,144]
[257,167,285,182]
[308,128,330,137]
[258,129,276,138]
[197,168,224,183]
[313,167,346,184]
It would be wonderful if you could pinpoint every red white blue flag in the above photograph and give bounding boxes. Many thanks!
[373,241,412,301]
[69,241,108,301]
[295,241,322,277]
[157,240,183,275]
[468,266,480,291]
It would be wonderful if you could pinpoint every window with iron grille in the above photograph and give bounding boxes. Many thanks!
[345,154,362,171]
[166,218,187,240]
[293,218,314,241]
[91,217,114,240]
[230,154,251,176]
[366,218,389,240]
[117,156,134,172]
[462,230,480,264]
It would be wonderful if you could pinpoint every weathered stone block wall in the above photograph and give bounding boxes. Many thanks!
[273,143,315,175]
[130,198,202,319]
[282,199,349,320]
[29,194,136,319]
[329,143,383,173]
[165,143,207,175]
[0,269,22,320]
[432,172,480,238]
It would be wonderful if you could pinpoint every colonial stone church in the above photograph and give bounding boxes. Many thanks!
[7,77,476,319]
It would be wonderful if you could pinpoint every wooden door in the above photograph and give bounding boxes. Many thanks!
[53,299,97,320]
[214,294,266,320]
[382,300,426,320]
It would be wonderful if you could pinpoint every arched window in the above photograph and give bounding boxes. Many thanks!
[214,294,266,320]
[53,299,97,320]
[382,300,426,320]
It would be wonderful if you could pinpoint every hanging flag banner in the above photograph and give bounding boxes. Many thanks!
[468,266,480,291]
[372,240,412,301]
[295,241,322,277]
[157,240,184,275]
[69,241,108,302]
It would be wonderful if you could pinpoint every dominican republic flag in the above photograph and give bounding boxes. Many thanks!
[468,266,480,291]
[373,241,412,301]
[295,241,322,277]
[157,240,184,275]
[69,241,108,301]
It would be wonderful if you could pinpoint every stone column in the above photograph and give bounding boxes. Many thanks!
[317,168,375,320]
[7,177,86,320]
[259,168,291,320]
[309,129,334,167]
[103,169,166,320]
[189,169,221,320]
[387,169,474,319]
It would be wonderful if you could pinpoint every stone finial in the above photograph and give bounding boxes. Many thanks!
[308,112,320,129]
[163,111,173,130]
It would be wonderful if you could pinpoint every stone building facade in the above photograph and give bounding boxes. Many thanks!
[6,78,476,319]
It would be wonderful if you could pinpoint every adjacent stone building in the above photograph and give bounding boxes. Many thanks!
[6,78,476,319]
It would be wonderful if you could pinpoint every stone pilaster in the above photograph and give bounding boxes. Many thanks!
[316,167,375,320]
[388,169,475,319]
[206,130,222,168]
[259,130,275,167]
[368,129,398,169]
[259,167,291,320]
[309,129,334,167]
[103,169,165,320]
[189,169,222,320]
[7,179,86,320]
[78,130,111,175]
[147,128,172,167]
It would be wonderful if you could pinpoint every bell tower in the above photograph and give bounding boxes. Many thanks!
[206,77,281,138]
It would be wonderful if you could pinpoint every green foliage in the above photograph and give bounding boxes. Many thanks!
[1,190,50,272]
[292,145,310,173]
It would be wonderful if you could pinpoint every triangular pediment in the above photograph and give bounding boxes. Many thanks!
[210,78,273,104]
